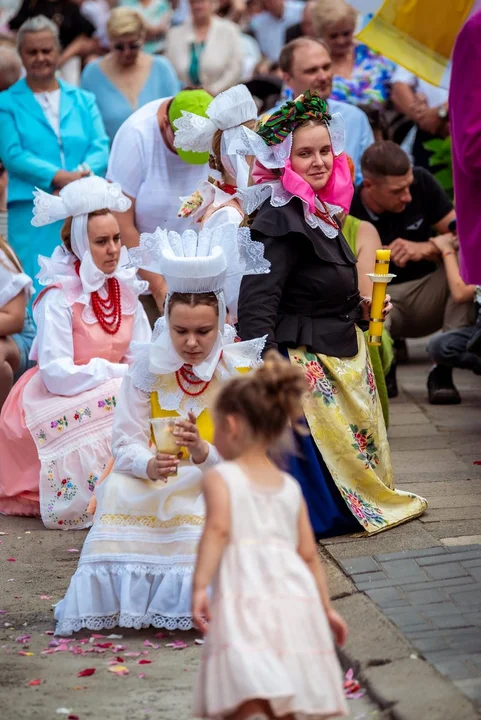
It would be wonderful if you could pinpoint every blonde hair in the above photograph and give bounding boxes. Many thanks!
[312,0,358,36]
[106,8,146,41]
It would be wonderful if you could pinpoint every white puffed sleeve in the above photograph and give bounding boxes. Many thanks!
[111,372,154,479]
[33,289,128,396]
[121,302,152,365]
[0,248,33,307]
[201,205,243,232]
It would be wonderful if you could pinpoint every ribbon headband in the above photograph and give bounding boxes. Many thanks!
[258,91,331,146]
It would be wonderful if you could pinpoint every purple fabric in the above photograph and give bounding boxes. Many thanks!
[450,10,481,284]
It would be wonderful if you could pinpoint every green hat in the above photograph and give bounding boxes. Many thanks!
[169,89,213,165]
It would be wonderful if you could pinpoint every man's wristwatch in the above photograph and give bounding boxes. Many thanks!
[438,105,449,120]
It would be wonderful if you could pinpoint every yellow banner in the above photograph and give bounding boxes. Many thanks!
[358,0,475,86]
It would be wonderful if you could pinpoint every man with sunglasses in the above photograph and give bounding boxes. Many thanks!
[107,88,213,325]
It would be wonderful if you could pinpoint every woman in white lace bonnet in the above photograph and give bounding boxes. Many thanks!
[0,176,151,529]
[54,222,269,634]
[174,84,258,232]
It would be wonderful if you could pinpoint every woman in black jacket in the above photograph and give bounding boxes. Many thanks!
[237,92,427,537]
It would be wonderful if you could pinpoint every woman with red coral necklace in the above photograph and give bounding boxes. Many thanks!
[0,177,151,529]
[54,223,269,635]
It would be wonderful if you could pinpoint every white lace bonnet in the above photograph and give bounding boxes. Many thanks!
[31,176,146,313]
[236,109,345,172]
[127,224,270,378]
[173,84,258,189]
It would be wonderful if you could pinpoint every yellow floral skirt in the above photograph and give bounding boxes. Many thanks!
[288,328,427,535]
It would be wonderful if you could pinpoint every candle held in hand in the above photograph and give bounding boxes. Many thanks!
[367,249,395,346]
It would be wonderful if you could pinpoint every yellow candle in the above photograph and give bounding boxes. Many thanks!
[374,248,391,274]
[368,250,392,346]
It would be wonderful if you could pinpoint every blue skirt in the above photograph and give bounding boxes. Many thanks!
[279,346,361,539]
[285,427,361,538]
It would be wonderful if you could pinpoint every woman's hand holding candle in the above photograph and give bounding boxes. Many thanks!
[361,294,392,322]
[367,249,395,346]
[174,411,209,465]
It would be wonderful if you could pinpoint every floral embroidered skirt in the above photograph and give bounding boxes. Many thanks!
[287,328,427,536]
[0,366,121,529]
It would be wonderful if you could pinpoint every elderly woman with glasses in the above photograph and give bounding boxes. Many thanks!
[81,8,180,142]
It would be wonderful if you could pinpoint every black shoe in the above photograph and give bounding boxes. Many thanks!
[427,365,461,405]
[394,338,409,364]
[386,362,398,398]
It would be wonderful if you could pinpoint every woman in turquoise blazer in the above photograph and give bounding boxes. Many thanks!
[0,18,109,292]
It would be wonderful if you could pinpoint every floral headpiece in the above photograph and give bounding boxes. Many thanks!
[257,92,331,146]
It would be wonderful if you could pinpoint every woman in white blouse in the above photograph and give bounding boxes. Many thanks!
[0,235,34,411]
[166,0,243,96]
[0,177,151,529]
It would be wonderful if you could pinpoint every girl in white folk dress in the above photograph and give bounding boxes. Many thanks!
[193,354,349,720]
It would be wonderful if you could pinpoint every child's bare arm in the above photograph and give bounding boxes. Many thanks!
[297,497,348,646]
[193,469,231,593]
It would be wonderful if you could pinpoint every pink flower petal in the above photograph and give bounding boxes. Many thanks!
[67,549,79,553]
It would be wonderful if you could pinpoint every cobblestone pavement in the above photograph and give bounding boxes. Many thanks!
[320,339,481,720]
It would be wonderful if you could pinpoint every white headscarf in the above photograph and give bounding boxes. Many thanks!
[32,176,147,320]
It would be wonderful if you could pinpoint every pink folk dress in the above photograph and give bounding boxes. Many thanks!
[0,288,134,529]
[194,461,348,720]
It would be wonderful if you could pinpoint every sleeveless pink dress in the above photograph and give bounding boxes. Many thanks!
[0,287,133,529]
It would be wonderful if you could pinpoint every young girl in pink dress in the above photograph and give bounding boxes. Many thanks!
[193,354,349,720]
[0,176,151,529]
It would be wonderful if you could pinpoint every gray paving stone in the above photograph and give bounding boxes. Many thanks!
[448,588,481,608]
[404,588,449,606]
[384,608,427,626]
[373,546,445,562]
[467,567,481,583]
[355,573,430,590]
[445,581,481,595]
[428,658,479,681]
[416,602,464,618]
[400,577,475,593]
[462,557,481,568]
[409,635,450,653]
[339,556,380,574]
[364,587,409,608]
[431,614,474,630]
[417,549,481,566]
[447,634,481,654]
[379,558,427,579]
[425,562,470,580]
[351,571,386,586]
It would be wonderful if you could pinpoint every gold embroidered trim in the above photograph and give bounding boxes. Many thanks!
[98,513,205,528]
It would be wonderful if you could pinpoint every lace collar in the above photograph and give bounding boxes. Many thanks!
[35,246,146,323]
[238,180,343,238]
[128,326,266,417]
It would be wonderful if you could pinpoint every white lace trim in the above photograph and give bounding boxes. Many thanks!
[129,333,266,416]
[32,180,131,227]
[238,181,342,238]
[173,84,258,154]
[56,612,194,635]
[127,225,270,310]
